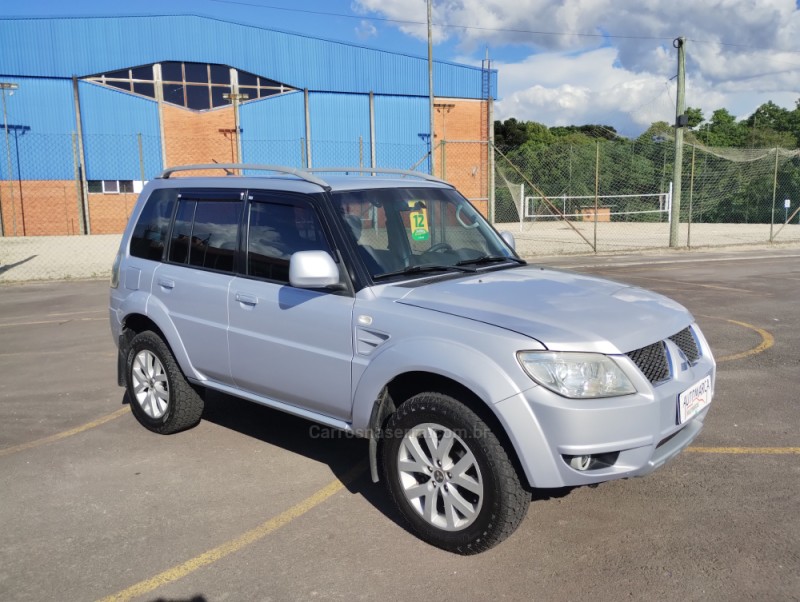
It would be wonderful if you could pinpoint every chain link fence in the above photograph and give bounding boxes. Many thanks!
[0,132,437,281]
[1,132,799,282]
[493,139,800,256]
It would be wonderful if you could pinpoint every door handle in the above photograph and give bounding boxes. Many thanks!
[235,292,258,306]
[157,278,175,290]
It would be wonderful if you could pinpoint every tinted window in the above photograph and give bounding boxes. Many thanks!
[130,189,177,260]
[238,72,257,86]
[169,197,242,272]
[168,200,195,265]
[108,80,131,92]
[211,86,229,108]
[186,85,210,110]
[106,69,129,80]
[247,200,331,283]
[209,64,230,85]
[184,62,208,83]
[161,62,183,82]
[239,87,257,101]
[188,202,242,272]
[163,83,185,105]
[133,82,155,98]
[131,66,152,80]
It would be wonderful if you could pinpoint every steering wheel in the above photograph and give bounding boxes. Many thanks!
[428,242,453,253]
[456,205,480,229]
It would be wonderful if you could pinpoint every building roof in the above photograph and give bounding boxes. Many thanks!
[0,15,497,99]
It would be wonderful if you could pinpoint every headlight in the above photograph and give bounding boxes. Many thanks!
[517,351,636,399]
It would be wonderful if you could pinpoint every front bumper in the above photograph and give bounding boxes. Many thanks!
[495,340,715,488]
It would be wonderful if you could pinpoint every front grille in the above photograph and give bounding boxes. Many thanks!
[669,327,700,364]
[627,341,670,383]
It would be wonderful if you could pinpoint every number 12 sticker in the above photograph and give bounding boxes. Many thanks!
[410,208,430,241]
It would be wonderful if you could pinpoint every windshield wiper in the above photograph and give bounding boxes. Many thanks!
[456,255,526,267]
[373,263,477,280]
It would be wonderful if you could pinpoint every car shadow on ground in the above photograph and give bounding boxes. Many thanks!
[199,389,405,526]
[193,389,575,539]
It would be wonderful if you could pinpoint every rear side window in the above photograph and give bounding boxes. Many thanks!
[247,198,332,283]
[129,189,177,260]
[168,191,243,273]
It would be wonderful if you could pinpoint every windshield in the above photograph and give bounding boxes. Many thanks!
[331,186,519,280]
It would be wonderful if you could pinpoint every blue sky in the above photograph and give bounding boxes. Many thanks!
[6,1,800,137]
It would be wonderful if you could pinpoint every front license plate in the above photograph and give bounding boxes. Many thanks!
[678,375,712,423]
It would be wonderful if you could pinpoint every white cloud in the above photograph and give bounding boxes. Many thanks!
[355,19,378,39]
[496,53,665,134]
[354,0,800,135]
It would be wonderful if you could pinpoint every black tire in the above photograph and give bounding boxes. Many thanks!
[125,330,204,434]
[382,392,529,554]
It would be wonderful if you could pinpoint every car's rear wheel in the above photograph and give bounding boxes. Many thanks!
[382,392,529,554]
[125,330,204,434]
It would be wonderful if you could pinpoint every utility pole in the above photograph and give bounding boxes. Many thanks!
[669,37,686,247]
[427,0,435,176]
[1,82,19,237]
[223,92,248,165]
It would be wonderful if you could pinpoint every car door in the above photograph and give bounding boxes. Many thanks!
[227,191,355,420]
[150,188,243,385]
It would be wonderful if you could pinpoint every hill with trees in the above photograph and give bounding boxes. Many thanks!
[493,99,800,225]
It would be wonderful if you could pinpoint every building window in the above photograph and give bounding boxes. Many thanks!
[88,180,136,194]
[85,62,295,111]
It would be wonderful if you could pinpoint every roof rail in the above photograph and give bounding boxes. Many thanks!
[308,167,447,184]
[156,164,330,188]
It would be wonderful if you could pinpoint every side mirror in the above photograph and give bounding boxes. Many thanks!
[500,231,516,250]
[289,251,342,289]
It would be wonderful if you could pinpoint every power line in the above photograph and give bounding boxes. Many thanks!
[205,0,674,42]
[206,0,800,54]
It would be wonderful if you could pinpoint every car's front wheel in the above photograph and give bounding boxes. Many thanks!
[125,330,204,434]
[382,392,529,554]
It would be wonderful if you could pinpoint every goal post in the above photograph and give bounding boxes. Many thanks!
[523,190,672,223]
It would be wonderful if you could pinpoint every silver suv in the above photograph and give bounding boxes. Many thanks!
[110,164,715,554]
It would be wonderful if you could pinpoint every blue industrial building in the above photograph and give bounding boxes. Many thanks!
[0,15,496,181]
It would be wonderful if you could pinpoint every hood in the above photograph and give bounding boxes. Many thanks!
[394,266,692,354]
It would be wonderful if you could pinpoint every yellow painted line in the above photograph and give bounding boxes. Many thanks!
[702,318,775,363]
[0,317,106,328]
[0,350,115,358]
[687,447,800,454]
[0,407,129,458]
[97,461,367,602]
[618,274,758,294]
[46,310,106,317]
[689,282,761,294]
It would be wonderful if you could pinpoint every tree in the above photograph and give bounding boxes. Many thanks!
[744,101,791,132]
[685,107,704,128]
[494,118,529,148]
[549,124,620,140]
[697,109,748,147]
[743,101,796,147]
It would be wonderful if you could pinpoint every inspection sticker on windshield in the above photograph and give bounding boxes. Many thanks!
[678,375,712,423]
[408,202,430,241]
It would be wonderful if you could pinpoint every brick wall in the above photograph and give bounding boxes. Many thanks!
[162,104,238,170]
[0,182,141,236]
[432,98,490,215]
[88,193,138,234]
[0,180,82,236]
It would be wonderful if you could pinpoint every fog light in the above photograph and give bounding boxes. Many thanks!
[568,455,593,471]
